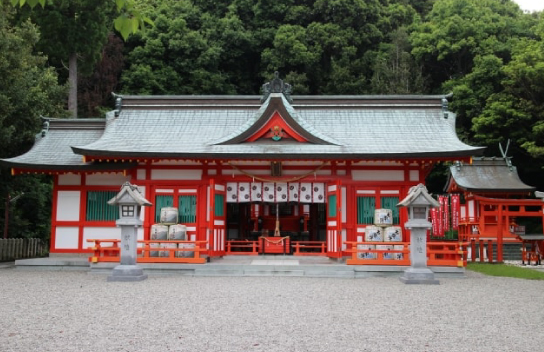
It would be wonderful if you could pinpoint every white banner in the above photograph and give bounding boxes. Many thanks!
[226,182,238,203]
[288,183,299,202]
[313,183,325,203]
[250,182,262,202]
[300,183,312,202]
[226,182,325,203]
[276,183,288,202]
[263,183,275,202]
[238,182,250,202]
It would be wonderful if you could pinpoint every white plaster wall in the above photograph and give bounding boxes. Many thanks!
[352,170,404,181]
[152,160,201,165]
[137,186,146,221]
[83,227,120,248]
[58,174,81,186]
[56,191,80,221]
[83,227,144,249]
[55,227,79,249]
[409,170,419,182]
[137,169,146,180]
[221,169,269,175]
[468,200,475,219]
[352,161,401,166]
[86,173,130,186]
[282,169,331,175]
[151,169,202,180]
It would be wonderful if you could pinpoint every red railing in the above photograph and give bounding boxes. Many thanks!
[226,240,260,255]
[88,239,207,264]
[292,241,327,256]
[345,242,410,265]
[345,241,468,267]
[428,242,468,267]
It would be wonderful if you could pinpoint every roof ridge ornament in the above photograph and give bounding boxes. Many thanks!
[499,139,513,171]
[261,71,293,103]
[112,92,123,117]
[40,116,50,137]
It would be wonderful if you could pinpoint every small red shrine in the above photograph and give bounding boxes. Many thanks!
[444,156,544,261]
[1,74,484,263]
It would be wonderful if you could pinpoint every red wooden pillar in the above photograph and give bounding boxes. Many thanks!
[497,204,504,262]
[487,240,493,263]
[471,239,476,262]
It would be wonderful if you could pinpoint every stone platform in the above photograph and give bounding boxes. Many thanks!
[13,255,466,278]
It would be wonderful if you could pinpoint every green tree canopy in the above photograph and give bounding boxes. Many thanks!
[0,5,67,240]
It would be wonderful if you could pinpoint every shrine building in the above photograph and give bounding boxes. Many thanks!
[1,75,485,260]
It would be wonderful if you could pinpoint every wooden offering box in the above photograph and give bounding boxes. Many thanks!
[260,236,291,254]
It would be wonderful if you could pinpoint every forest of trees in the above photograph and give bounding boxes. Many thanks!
[1,0,543,240]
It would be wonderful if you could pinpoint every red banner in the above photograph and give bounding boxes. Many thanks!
[443,195,450,232]
[437,196,445,237]
[451,194,460,230]
[431,207,439,236]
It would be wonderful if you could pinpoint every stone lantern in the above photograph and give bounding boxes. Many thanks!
[107,182,151,282]
[397,183,440,285]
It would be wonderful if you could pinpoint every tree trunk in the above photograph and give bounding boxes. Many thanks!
[68,53,78,118]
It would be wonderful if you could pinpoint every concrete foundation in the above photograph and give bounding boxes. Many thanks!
[107,264,148,282]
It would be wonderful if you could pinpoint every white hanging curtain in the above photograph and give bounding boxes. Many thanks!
[226,182,325,203]
[288,183,299,202]
[300,183,312,202]
[227,182,238,202]
[276,183,288,202]
[263,183,275,202]
[238,182,250,202]
[250,182,262,202]
[312,183,325,203]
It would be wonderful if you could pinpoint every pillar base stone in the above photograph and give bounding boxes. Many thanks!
[107,264,148,282]
[399,267,440,285]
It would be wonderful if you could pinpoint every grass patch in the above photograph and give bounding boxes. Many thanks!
[467,263,544,280]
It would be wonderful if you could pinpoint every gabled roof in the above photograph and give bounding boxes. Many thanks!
[1,77,486,172]
[0,119,136,173]
[70,93,483,161]
[445,157,535,193]
[212,93,341,145]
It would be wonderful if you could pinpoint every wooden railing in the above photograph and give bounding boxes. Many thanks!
[345,242,410,265]
[428,242,468,267]
[226,240,260,255]
[292,241,327,256]
[345,241,468,267]
[88,239,207,264]
[0,238,47,261]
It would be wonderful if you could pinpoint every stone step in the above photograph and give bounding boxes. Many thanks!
[15,255,466,278]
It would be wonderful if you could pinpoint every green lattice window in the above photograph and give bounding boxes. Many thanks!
[86,191,119,221]
[357,196,375,224]
[214,194,224,216]
[380,196,400,224]
[328,195,337,217]
[179,195,197,223]
[155,195,174,223]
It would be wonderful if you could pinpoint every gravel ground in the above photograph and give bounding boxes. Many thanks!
[0,269,543,352]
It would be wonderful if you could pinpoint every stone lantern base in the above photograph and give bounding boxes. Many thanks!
[107,265,148,282]
[399,267,440,285]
